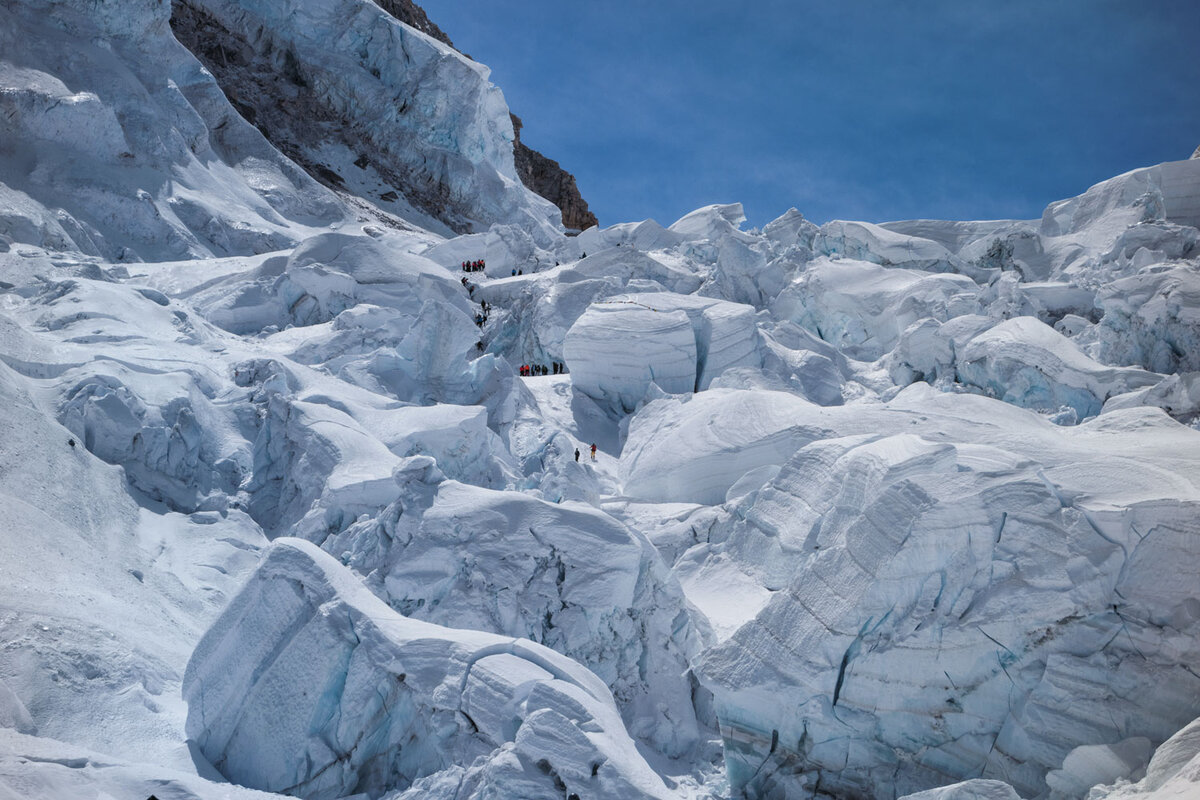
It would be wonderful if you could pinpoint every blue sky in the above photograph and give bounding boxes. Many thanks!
[419,0,1200,228]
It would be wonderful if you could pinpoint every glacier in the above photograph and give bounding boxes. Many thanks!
[2,0,1200,799]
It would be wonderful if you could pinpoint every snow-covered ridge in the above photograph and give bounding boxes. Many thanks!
[170,0,563,238]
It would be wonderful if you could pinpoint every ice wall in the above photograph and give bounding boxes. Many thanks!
[321,474,706,757]
[181,0,563,237]
[564,293,761,414]
[184,538,676,800]
[694,402,1200,799]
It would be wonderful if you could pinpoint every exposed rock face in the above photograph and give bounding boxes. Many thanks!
[1192,143,1200,159]
[512,113,599,231]
[370,0,456,48]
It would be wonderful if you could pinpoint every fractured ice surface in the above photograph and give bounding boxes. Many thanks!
[772,258,981,360]
[693,396,1200,799]
[183,0,563,237]
[956,316,1162,418]
[1087,717,1200,800]
[0,0,346,261]
[564,292,761,414]
[565,302,697,411]
[319,470,705,758]
[1096,264,1200,374]
[184,538,676,800]
[3,2,1200,796]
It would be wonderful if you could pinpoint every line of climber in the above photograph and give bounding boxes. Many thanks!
[461,259,485,273]
[519,362,566,377]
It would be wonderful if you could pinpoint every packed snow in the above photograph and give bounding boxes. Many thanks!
[2,0,1200,799]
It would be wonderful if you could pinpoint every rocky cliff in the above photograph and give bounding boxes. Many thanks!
[512,113,599,231]
[370,0,456,48]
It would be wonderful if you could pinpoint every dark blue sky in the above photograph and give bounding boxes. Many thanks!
[420,0,1200,228]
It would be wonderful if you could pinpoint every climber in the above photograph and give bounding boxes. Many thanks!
[590,443,597,460]
[68,438,75,448]
[511,269,517,276]
[574,448,580,462]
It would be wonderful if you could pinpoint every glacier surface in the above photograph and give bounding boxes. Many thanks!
[2,2,1200,800]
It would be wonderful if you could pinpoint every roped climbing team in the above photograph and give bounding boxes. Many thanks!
[519,362,566,377]
[461,259,485,272]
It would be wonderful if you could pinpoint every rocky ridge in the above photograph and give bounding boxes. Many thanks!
[512,113,599,232]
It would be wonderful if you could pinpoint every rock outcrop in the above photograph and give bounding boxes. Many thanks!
[512,114,599,231]
[370,0,456,48]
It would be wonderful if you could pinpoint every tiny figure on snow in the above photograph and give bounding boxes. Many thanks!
[574,448,580,462]
[590,443,597,461]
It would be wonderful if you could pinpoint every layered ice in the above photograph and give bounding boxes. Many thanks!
[184,538,676,800]
[320,471,705,757]
[693,398,1200,799]
[956,316,1162,418]
[813,220,970,276]
[620,389,835,505]
[565,302,698,412]
[772,258,981,360]
[3,5,1200,797]
[564,292,761,413]
[181,0,563,237]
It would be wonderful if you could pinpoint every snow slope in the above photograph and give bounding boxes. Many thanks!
[173,0,563,238]
[0,0,347,261]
